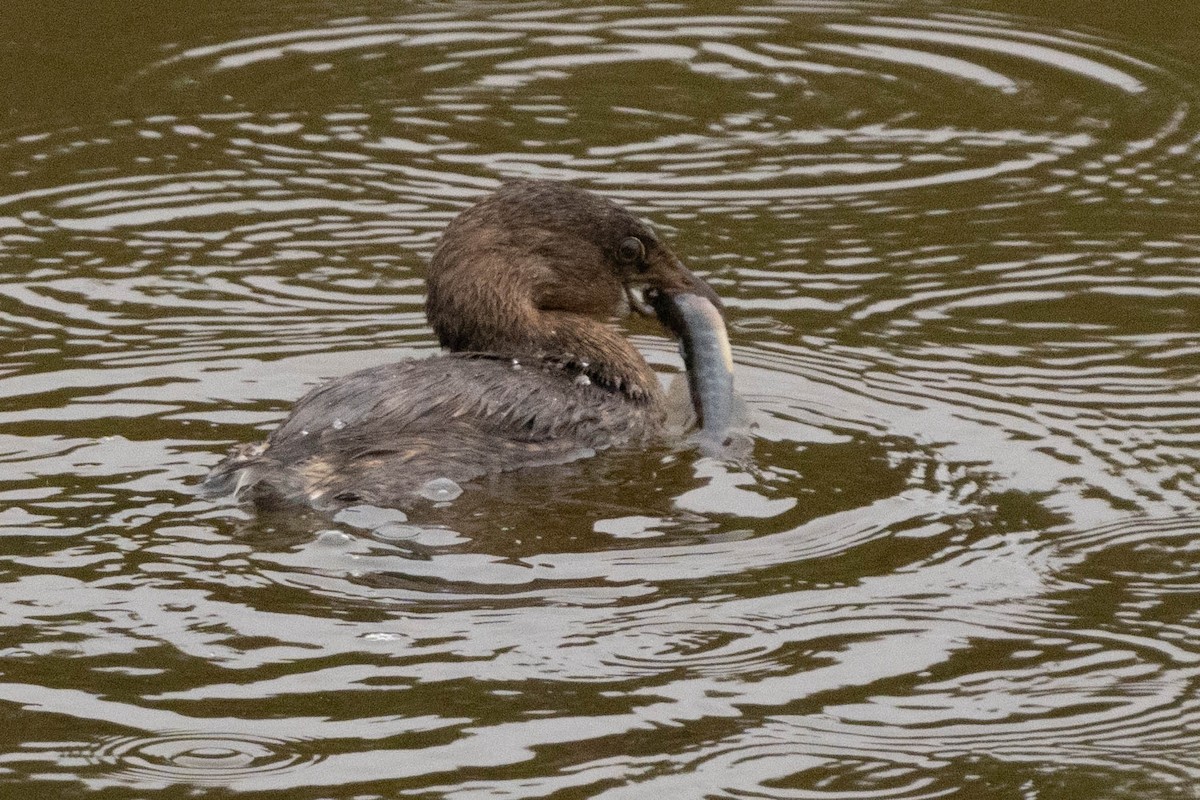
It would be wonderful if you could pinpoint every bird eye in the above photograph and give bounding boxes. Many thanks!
[617,236,645,265]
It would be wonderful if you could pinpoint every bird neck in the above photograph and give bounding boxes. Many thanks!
[426,267,657,401]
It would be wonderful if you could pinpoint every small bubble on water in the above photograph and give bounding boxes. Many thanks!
[511,358,521,370]
[331,418,346,430]
[315,530,353,547]
[373,523,420,541]
[419,477,462,502]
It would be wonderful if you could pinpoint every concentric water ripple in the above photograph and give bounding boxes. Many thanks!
[83,732,320,788]
[2,1,1199,798]
[0,2,1193,513]
[121,3,1198,206]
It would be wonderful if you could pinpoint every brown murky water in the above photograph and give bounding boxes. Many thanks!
[1,1,1198,797]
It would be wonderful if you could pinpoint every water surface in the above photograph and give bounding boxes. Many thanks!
[1,1,1198,797]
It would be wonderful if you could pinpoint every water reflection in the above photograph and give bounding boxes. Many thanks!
[1,0,1198,797]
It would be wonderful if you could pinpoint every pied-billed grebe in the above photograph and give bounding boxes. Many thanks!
[204,179,733,508]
